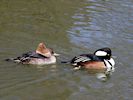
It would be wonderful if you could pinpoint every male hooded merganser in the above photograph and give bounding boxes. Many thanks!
[6,42,59,65]
[70,48,115,73]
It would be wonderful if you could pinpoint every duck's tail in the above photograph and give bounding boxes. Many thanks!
[5,58,20,63]
[5,58,14,61]
[61,60,71,64]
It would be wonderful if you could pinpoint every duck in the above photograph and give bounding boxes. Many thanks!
[70,48,115,73]
[5,42,59,65]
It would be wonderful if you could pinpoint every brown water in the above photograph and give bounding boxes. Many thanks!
[0,0,133,100]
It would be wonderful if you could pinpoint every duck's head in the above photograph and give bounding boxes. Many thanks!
[94,47,112,60]
[36,42,59,57]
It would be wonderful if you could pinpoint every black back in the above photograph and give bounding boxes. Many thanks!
[71,54,104,64]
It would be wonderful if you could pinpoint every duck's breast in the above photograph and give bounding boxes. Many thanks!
[28,56,56,65]
[80,61,106,70]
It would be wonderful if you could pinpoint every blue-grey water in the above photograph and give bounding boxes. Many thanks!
[0,0,133,100]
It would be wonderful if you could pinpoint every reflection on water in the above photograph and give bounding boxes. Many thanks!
[0,0,133,100]
[69,0,133,49]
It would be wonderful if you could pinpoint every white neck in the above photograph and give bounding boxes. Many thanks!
[104,58,115,73]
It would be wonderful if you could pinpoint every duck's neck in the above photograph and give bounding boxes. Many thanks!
[104,58,115,73]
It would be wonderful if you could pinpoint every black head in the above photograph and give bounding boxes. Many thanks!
[94,47,112,60]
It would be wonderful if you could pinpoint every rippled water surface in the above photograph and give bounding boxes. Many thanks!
[0,0,133,100]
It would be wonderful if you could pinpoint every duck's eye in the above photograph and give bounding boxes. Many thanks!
[51,50,54,54]
[107,54,110,56]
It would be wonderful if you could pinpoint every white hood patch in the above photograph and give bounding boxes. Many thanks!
[95,51,107,56]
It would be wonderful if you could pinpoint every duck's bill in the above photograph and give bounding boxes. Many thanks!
[53,53,60,56]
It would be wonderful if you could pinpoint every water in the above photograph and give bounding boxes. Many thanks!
[0,0,133,100]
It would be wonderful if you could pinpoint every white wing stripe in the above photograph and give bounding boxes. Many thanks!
[74,56,91,63]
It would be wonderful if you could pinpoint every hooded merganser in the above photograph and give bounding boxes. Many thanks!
[6,42,59,65]
[70,48,115,73]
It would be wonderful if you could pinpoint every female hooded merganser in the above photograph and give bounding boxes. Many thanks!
[6,42,59,65]
[70,48,115,73]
